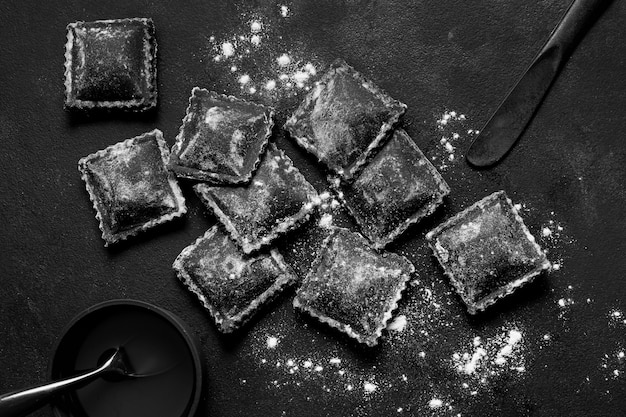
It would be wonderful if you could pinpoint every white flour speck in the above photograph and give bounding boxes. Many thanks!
[388,315,408,332]
[318,213,333,229]
[277,53,291,66]
[432,110,477,171]
[363,382,377,393]
[428,398,443,409]
[267,336,279,349]
[221,42,235,57]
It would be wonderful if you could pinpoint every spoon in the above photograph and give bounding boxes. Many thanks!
[0,347,136,417]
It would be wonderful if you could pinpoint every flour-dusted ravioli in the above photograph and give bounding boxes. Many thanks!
[64,18,157,111]
[294,227,414,347]
[333,129,450,248]
[173,226,297,333]
[78,129,186,246]
[274,193,346,281]
[284,59,406,181]
[169,88,274,184]
[426,191,551,314]
[194,143,320,254]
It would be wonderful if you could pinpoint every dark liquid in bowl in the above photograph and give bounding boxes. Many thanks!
[51,304,198,417]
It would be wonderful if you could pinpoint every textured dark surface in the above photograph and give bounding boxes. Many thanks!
[1,1,625,416]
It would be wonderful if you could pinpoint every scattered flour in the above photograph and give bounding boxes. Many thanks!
[221,41,235,57]
[277,53,291,67]
[428,398,443,409]
[538,211,574,276]
[608,309,626,326]
[205,9,321,102]
[555,284,577,321]
[451,327,526,382]
[387,314,407,332]
[600,346,625,382]
[267,336,279,349]
[539,214,570,247]
[363,381,378,393]
[431,110,478,171]
[318,212,333,229]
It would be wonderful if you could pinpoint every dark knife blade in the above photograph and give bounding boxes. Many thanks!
[466,0,613,168]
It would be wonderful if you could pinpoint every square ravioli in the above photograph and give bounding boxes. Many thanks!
[194,143,319,254]
[64,18,157,111]
[426,191,551,314]
[293,227,414,347]
[169,88,274,184]
[284,59,406,181]
[78,129,186,246]
[334,129,450,248]
[173,226,297,333]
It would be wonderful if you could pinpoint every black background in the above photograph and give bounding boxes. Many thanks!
[1,1,625,416]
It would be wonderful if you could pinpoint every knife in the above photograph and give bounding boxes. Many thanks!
[465,0,614,168]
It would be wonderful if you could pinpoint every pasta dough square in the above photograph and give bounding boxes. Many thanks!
[173,226,297,333]
[293,227,414,347]
[284,59,406,181]
[194,143,319,254]
[78,129,186,246]
[169,88,274,184]
[64,18,157,111]
[334,129,450,248]
[426,191,551,314]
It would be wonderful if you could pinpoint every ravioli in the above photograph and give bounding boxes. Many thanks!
[78,129,186,245]
[426,191,551,314]
[194,143,320,254]
[169,88,274,184]
[173,226,297,333]
[334,129,449,248]
[294,227,414,347]
[64,18,157,111]
[284,59,406,181]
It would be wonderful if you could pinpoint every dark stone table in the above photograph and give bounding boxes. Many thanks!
[1,1,624,416]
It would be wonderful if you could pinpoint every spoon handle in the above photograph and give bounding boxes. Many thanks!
[0,353,116,417]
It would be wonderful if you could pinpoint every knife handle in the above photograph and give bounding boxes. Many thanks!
[544,0,613,61]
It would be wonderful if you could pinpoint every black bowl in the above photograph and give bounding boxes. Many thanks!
[49,300,203,417]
